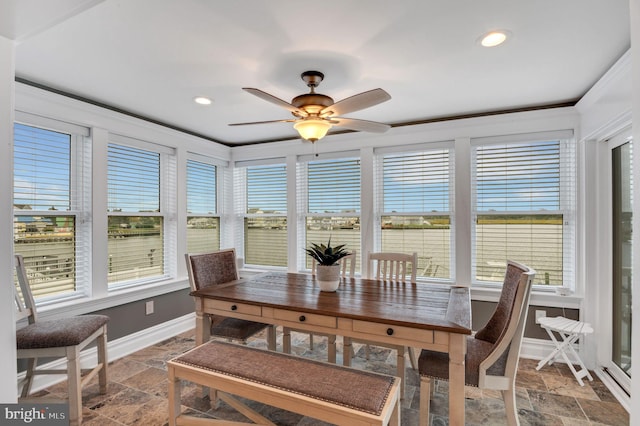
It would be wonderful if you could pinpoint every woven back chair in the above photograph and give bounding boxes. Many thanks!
[14,254,109,426]
[418,260,535,426]
[185,249,275,348]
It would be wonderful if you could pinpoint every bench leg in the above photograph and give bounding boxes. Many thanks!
[168,366,181,426]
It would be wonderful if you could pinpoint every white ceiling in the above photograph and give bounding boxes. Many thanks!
[6,0,631,146]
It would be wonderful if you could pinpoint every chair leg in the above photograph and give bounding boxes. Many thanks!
[67,346,82,426]
[419,375,432,426]
[267,325,277,351]
[97,327,108,394]
[283,327,292,354]
[408,346,417,370]
[309,333,314,350]
[327,335,336,364]
[343,337,353,366]
[21,358,37,398]
[502,387,520,426]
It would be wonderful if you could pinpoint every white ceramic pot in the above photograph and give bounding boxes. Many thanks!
[316,264,341,292]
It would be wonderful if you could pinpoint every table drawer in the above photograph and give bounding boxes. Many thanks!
[352,320,433,343]
[207,299,262,317]
[273,309,337,329]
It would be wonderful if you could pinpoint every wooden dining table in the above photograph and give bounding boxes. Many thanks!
[191,271,472,425]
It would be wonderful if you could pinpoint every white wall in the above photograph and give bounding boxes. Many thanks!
[0,35,17,402]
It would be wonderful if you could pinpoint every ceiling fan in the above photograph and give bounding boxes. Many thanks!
[229,71,392,142]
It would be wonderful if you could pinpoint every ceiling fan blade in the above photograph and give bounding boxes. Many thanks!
[229,119,296,126]
[331,117,391,133]
[243,88,306,116]
[320,88,391,117]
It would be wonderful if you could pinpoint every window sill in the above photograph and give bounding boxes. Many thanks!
[471,285,582,308]
[35,277,191,321]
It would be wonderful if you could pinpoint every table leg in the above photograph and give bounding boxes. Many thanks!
[448,334,466,426]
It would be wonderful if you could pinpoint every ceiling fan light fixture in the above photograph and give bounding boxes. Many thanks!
[294,119,332,142]
[479,30,510,47]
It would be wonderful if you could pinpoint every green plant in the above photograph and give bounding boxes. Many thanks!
[305,238,350,266]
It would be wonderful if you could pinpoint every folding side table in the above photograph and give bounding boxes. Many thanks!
[536,316,594,386]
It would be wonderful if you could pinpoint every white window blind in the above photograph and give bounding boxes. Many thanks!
[244,164,287,267]
[304,157,360,270]
[472,138,575,286]
[378,148,453,279]
[186,159,219,253]
[13,123,88,299]
[107,143,165,285]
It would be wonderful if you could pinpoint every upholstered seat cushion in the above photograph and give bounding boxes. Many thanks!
[418,336,508,387]
[209,315,269,341]
[17,315,110,349]
[173,341,396,416]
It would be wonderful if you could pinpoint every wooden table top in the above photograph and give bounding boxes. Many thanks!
[192,272,472,335]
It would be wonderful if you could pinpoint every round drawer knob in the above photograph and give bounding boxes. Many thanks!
[299,315,306,322]
[230,305,238,311]
[386,328,394,336]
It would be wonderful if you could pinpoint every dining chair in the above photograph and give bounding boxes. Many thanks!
[418,260,535,426]
[14,254,110,426]
[368,251,418,283]
[345,251,419,396]
[185,249,276,350]
[283,251,356,363]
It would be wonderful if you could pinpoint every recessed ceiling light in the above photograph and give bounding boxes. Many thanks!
[194,96,212,105]
[479,30,510,47]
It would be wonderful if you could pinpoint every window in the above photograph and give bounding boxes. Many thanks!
[107,142,170,286]
[13,121,90,300]
[472,136,575,286]
[186,159,219,253]
[241,163,288,267]
[301,157,360,271]
[378,147,453,279]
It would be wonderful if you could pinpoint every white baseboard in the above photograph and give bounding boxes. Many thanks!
[18,313,195,394]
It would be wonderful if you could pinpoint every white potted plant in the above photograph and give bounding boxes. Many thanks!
[305,238,351,292]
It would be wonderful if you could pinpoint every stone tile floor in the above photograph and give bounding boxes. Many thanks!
[39,329,629,425]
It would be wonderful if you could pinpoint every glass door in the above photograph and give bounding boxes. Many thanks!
[609,129,633,390]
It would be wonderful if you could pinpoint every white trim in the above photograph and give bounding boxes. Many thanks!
[596,368,631,413]
[17,313,195,394]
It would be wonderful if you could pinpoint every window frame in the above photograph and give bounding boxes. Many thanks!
[106,135,176,289]
[298,153,362,273]
[186,155,221,253]
[13,115,91,303]
[375,142,455,281]
[236,160,288,269]
[470,132,576,290]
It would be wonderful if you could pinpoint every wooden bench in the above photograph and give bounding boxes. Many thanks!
[168,341,401,425]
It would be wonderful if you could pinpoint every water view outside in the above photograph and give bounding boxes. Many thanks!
[107,216,164,284]
[245,217,288,266]
[241,215,564,285]
[476,216,564,285]
[186,217,220,253]
[14,216,76,297]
